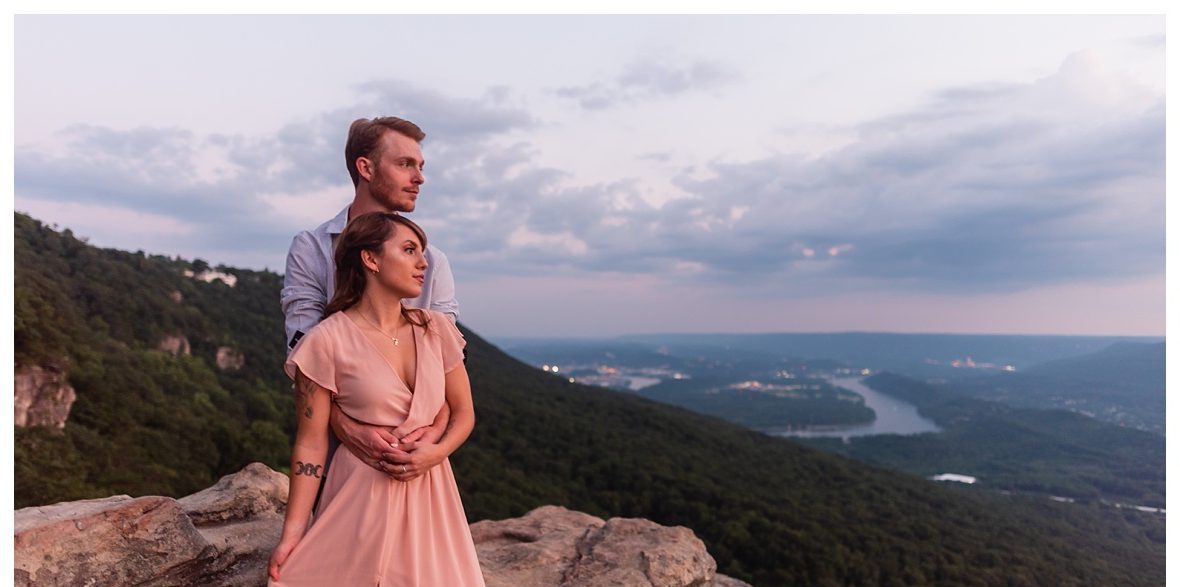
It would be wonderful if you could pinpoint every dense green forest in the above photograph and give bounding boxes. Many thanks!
[15,213,293,503]
[802,373,1165,507]
[14,213,1164,585]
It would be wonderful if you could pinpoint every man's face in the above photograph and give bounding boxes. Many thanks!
[366,130,425,213]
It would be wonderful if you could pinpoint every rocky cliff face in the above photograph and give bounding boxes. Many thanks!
[14,463,750,587]
[158,334,191,357]
[216,346,246,371]
[14,365,76,429]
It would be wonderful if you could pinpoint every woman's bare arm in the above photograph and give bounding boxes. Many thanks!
[268,369,333,581]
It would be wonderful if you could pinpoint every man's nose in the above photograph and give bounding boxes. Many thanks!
[413,169,425,184]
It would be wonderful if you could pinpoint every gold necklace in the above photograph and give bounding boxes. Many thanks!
[357,310,403,346]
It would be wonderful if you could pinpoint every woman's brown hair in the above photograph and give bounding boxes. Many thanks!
[324,212,431,328]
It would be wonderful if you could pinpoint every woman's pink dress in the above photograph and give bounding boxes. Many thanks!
[271,310,485,587]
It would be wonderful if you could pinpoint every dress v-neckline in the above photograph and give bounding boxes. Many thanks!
[339,311,420,394]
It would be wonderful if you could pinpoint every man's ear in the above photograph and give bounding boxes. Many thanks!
[357,157,374,182]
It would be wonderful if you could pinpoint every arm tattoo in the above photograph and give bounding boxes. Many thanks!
[295,373,316,420]
[295,461,323,478]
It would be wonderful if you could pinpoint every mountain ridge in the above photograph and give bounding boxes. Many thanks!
[14,212,1164,585]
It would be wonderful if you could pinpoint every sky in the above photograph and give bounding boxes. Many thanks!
[11,14,1167,338]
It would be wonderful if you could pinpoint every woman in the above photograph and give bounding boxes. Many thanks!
[268,212,484,586]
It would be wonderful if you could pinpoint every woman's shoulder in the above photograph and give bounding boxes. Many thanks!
[296,312,350,346]
[311,311,349,333]
[285,312,350,386]
[420,308,451,322]
[417,310,462,340]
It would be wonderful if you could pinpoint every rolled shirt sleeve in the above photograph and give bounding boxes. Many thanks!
[422,244,459,323]
[281,231,329,352]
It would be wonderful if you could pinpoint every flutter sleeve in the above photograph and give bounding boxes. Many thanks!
[432,312,467,374]
[283,321,339,395]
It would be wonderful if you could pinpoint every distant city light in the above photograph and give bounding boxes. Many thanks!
[552,366,559,373]
[568,377,575,383]
[542,364,551,372]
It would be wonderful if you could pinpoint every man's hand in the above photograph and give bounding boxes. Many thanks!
[330,404,400,474]
[399,401,451,445]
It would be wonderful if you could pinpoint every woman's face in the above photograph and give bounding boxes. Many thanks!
[366,223,428,299]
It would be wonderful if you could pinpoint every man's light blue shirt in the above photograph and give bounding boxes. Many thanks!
[281,205,459,349]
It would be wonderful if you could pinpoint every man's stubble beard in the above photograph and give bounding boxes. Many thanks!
[369,172,415,214]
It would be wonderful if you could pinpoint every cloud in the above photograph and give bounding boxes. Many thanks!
[13,79,539,268]
[638,151,673,163]
[433,52,1162,297]
[1128,34,1165,49]
[555,58,739,110]
[15,53,1163,302]
[635,53,1165,293]
[351,81,536,143]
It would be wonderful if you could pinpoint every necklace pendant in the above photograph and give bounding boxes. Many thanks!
[392,337,399,346]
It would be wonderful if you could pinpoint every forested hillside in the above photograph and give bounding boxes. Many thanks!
[14,213,1163,585]
[805,372,1165,507]
[947,343,1165,433]
[15,212,293,504]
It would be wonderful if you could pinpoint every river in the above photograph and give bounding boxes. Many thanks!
[770,376,941,439]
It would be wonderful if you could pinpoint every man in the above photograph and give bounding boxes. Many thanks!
[281,116,458,477]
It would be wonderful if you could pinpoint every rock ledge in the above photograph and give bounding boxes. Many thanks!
[15,463,750,587]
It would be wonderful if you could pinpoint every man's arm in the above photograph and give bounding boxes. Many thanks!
[281,232,328,352]
[330,406,403,474]
[425,245,459,323]
[399,402,450,445]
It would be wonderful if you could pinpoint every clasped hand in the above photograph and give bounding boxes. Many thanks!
[334,407,446,481]
[381,434,448,482]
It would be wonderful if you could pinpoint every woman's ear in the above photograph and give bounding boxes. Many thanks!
[361,250,381,274]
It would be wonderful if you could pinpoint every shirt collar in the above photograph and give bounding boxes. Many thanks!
[326,205,351,236]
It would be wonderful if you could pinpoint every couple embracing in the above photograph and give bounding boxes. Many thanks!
[269,117,485,586]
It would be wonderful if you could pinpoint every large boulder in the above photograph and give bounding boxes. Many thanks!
[14,495,215,586]
[472,505,750,587]
[13,464,284,587]
[15,464,748,587]
[176,462,289,586]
